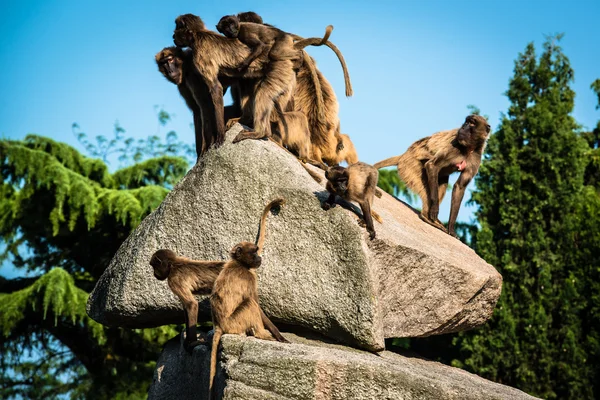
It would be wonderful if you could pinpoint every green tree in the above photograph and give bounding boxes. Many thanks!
[0,115,191,398]
[448,35,595,399]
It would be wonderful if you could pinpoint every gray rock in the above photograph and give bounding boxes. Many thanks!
[87,125,502,351]
[148,333,539,400]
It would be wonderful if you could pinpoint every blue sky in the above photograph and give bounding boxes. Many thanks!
[1,0,599,277]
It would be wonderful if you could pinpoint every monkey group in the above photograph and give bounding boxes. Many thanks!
[151,10,492,398]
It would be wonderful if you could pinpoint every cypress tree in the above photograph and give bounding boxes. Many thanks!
[450,35,593,399]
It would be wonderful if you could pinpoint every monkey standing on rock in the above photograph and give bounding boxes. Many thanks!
[323,162,382,240]
[208,198,288,400]
[374,114,491,237]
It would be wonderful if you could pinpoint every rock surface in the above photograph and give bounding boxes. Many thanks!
[87,125,502,351]
[148,333,539,400]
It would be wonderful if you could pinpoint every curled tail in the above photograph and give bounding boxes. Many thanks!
[374,155,403,170]
[208,328,223,400]
[293,25,333,50]
[256,197,286,255]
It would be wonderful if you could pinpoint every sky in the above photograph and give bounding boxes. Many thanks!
[1,0,599,277]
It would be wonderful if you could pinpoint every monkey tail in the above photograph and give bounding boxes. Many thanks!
[322,40,353,97]
[302,51,326,124]
[256,197,286,255]
[293,25,334,50]
[208,328,223,400]
[373,156,403,170]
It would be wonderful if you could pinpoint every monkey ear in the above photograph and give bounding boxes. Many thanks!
[234,246,242,257]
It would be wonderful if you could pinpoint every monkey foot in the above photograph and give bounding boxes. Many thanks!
[447,229,459,239]
[183,339,204,354]
[225,118,241,130]
[357,219,366,228]
[368,230,376,240]
[419,214,446,232]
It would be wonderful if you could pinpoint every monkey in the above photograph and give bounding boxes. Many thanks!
[155,47,218,157]
[236,11,263,24]
[374,114,491,237]
[150,249,224,351]
[173,14,336,149]
[322,162,382,240]
[216,16,325,71]
[208,198,288,399]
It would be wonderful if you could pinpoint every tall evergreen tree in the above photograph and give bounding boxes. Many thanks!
[449,35,594,399]
[0,120,191,398]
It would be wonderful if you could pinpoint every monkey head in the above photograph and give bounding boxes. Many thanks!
[456,114,491,148]
[173,14,205,47]
[237,11,264,24]
[155,47,184,85]
[230,242,261,268]
[216,15,240,38]
[150,249,176,280]
[325,165,349,194]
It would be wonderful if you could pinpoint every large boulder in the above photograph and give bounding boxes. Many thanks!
[87,125,502,351]
[148,333,538,400]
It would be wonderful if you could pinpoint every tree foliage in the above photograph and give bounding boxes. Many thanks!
[0,116,191,398]
[443,35,598,399]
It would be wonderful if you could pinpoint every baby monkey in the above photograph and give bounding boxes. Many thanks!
[323,162,382,240]
[216,15,332,72]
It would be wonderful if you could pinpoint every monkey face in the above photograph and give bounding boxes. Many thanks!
[173,29,194,48]
[325,166,347,182]
[231,242,262,268]
[216,16,239,38]
[457,115,490,146]
[157,53,183,84]
[150,249,175,280]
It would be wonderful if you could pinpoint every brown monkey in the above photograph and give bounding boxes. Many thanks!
[215,16,327,70]
[323,162,382,240]
[155,47,213,157]
[374,114,491,237]
[236,11,263,24]
[150,249,224,351]
[208,198,288,399]
[173,14,334,147]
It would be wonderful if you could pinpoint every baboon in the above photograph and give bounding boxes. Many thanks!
[216,16,326,69]
[208,198,288,399]
[374,114,491,237]
[322,162,382,240]
[173,14,334,147]
[236,11,264,24]
[155,47,216,157]
[149,249,224,351]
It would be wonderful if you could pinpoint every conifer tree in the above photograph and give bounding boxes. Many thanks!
[0,119,191,398]
[449,35,593,399]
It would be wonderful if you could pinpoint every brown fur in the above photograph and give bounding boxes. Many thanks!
[337,133,359,165]
[173,14,297,147]
[271,111,311,161]
[155,47,217,157]
[149,249,224,350]
[208,198,288,400]
[322,162,381,240]
[374,114,490,237]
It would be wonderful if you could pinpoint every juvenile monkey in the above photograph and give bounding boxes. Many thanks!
[150,249,224,351]
[374,114,491,237]
[323,162,382,240]
[208,198,288,399]
[216,16,328,70]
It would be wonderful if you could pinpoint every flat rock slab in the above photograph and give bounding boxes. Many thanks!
[148,333,538,400]
[87,125,502,351]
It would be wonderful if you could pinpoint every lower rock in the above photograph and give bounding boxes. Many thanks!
[148,333,539,400]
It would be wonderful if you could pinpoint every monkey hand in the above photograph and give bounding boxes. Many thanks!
[226,117,241,130]
[368,230,376,240]
[322,202,334,211]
